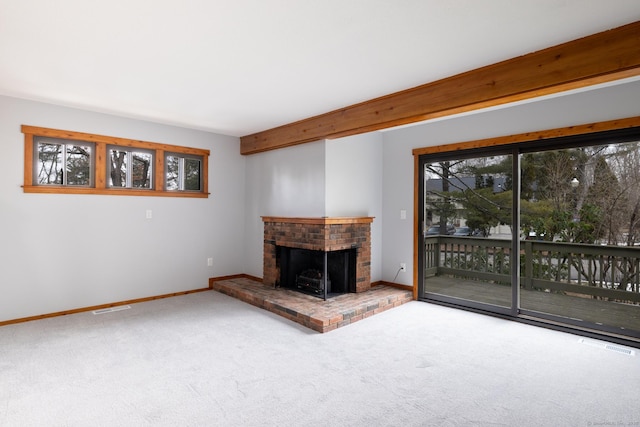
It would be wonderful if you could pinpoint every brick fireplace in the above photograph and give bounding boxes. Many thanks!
[262,216,373,295]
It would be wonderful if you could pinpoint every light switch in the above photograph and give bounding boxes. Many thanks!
[400,210,407,220]
[146,209,152,219]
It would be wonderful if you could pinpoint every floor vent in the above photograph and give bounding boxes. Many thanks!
[92,305,131,315]
[579,338,635,356]
[604,344,635,356]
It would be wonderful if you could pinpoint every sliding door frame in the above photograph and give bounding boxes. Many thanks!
[417,145,519,317]
[414,117,640,347]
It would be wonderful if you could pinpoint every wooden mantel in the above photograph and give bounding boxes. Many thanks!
[241,21,640,155]
[261,216,374,225]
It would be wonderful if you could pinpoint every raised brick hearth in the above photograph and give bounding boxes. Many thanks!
[262,216,373,293]
[211,276,413,333]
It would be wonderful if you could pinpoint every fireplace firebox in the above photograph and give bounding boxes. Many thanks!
[262,216,373,297]
[278,246,356,298]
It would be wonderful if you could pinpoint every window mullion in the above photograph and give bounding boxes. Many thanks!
[511,147,521,316]
[62,144,68,186]
[126,151,133,188]
[155,150,164,191]
[95,142,106,189]
[179,157,185,191]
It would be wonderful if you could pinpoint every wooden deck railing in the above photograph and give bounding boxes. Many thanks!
[424,236,640,304]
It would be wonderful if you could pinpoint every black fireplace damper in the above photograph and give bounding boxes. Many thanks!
[277,247,356,299]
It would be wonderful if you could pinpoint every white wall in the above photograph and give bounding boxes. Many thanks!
[242,141,326,278]
[381,79,640,285]
[242,134,386,282]
[0,96,245,322]
[326,132,383,282]
[5,78,640,322]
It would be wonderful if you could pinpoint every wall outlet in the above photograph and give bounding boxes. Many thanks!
[207,257,213,267]
[400,262,407,272]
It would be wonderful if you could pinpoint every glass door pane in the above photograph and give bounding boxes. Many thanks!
[422,153,514,310]
[519,142,640,337]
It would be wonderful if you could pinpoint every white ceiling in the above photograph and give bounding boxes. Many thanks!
[1,1,639,137]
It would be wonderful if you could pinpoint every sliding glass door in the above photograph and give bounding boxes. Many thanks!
[421,150,516,315]
[419,129,640,343]
[519,141,640,337]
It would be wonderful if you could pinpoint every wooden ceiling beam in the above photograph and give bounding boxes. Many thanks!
[240,21,640,155]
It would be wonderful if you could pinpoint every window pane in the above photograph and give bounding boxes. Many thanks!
[37,143,63,184]
[132,152,152,188]
[520,142,640,336]
[110,150,127,187]
[166,155,179,190]
[109,149,153,188]
[165,154,202,191]
[184,158,201,191]
[423,154,514,309]
[65,145,91,186]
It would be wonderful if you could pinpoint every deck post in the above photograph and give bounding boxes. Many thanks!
[524,240,533,290]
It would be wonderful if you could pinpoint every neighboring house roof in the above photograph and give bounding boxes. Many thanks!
[425,176,507,193]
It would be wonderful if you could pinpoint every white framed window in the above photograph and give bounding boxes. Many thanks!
[34,137,94,186]
[165,153,202,191]
[108,147,154,189]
